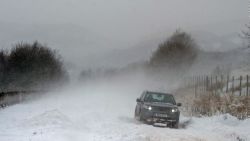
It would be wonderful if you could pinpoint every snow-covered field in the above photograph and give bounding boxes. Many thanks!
[0,78,249,141]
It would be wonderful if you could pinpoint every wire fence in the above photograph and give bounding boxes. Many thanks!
[184,75,250,97]
[182,74,250,119]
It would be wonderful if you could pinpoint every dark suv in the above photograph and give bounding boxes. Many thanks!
[134,91,181,128]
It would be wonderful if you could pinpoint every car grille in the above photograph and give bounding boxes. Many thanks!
[152,106,171,112]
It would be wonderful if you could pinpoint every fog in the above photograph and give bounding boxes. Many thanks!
[1,2,250,140]
[0,0,248,70]
[1,67,250,141]
[0,69,184,141]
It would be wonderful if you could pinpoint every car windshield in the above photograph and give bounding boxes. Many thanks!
[144,93,176,105]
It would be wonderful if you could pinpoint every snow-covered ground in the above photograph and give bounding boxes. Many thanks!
[0,78,249,141]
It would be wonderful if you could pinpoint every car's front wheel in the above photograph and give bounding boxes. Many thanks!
[134,108,138,119]
[171,122,179,129]
[134,108,143,121]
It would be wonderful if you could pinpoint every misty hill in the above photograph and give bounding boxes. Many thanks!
[0,21,245,70]
[192,31,242,51]
[97,30,243,69]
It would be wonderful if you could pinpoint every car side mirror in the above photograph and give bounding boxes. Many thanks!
[177,103,182,107]
[136,98,141,103]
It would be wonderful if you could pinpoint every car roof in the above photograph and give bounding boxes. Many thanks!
[145,91,173,96]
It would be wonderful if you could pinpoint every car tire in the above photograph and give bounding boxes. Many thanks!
[135,108,144,121]
[138,111,145,121]
[134,109,138,119]
[171,122,179,129]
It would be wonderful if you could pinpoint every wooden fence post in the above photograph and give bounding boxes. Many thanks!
[210,76,213,91]
[206,76,209,91]
[192,76,194,87]
[247,75,249,96]
[221,75,224,91]
[239,76,242,96]
[202,75,205,93]
[226,75,229,93]
[198,76,200,95]
[204,75,206,92]
[215,76,218,94]
[194,76,197,98]
[232,76,234,95]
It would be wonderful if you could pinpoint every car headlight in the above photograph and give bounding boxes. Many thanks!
[171,108,178,112]
[143,105,152,111]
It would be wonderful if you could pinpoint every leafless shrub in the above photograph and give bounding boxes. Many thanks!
[193,92,250,119]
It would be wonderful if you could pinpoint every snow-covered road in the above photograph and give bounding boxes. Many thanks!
[0,79,249,141]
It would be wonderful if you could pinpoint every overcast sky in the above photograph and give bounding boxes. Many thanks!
[0,0,248,40]
[0,0,249,69]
